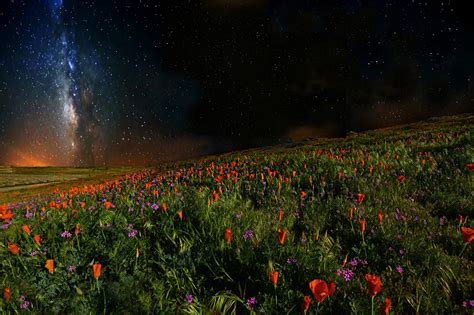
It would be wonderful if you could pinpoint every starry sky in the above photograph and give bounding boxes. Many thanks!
[0,0,473,166]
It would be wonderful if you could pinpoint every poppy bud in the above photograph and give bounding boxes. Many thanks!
[268,271,279,288]
[225,228,232,244]
[359,219,366,234]
[92,263,102,280]
[302,295,311,313]
[3,288,10,302]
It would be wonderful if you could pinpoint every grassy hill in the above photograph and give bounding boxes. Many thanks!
[0,114,473,314]
[0,167,139,204]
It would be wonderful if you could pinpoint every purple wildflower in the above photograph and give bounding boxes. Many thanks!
[246,297,257,308]
[20,300,30,308]
[128,229,138,238]
[19,296,29,309]
[287,258,297,265]
[0,221,13,230]
[29,250,39,257]
[61,230,72,238]
[396,265,404,274]
[361,259,368,266]
[151,203,159,211]
[342,269,355,282]
[25,211,33,219]
[69,265,76,273]
[185,293,193,304]
[243,229,255,241]
[350,258,359,268]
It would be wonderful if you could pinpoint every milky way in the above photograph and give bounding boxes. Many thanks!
[0,0,112,166]
[50,0,102,166]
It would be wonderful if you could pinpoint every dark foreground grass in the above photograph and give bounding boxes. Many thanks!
[0,115,473,314]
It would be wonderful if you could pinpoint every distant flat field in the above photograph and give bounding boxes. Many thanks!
[0,166,140,204]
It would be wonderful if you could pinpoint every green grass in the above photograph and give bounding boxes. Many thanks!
[0,167,139,204]
[0,114,473,314]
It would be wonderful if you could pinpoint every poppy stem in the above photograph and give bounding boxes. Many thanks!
[76,235,81,251]
[371,296,374,315]
[458,243,467,257]
[274,286,277,309]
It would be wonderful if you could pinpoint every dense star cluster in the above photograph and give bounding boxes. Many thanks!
[0,0,472,166]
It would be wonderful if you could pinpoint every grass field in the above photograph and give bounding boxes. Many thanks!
[0,167,138,204]
[0,114,473,314]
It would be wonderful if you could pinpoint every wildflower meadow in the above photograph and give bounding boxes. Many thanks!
[1,115,473,314]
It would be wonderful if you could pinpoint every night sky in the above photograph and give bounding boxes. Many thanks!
[0,0,473,166]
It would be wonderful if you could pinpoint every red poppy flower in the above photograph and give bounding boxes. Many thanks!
[225,228,232,244]
[45,259,54,273]
[22,225,31,234]
[34,234,41,246]
[3,287,10,302]
[278,210,283,222]
[359,219,366,234]
[269,270,279,287]
[278,228,287,245]
[365,274,382,297]
[398,175,405,183]
[357,193,365,203]
[461,227,474,244]
[309,279,329,304]
[377,212,383,223]
[8,243,19,255]
[92,263,102,280]
[0,211,14,221]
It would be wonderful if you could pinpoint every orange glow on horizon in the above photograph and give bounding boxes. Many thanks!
[3,147,51,167]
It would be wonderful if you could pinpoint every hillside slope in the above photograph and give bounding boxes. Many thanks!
[0,114,473,314]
